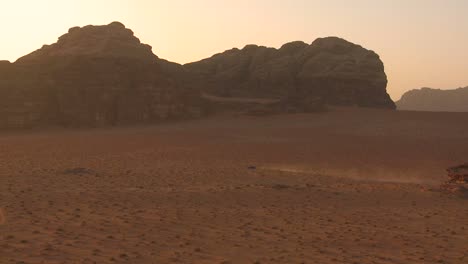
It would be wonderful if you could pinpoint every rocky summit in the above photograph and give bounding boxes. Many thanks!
[184,37,395,110]
[0,22,204,129]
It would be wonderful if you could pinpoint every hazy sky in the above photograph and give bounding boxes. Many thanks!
[1,0,467,100]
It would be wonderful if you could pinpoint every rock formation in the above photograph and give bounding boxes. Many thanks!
[0,22,203,129]
[0,22,396,129]
[184,37,395,110]
[440,164,468,198]
[447,164,468,184]
[397,87,468,112]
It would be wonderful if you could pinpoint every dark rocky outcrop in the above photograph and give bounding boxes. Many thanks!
[440,164,468,198]
[0,22,204,129]
[397,87,468,112]
[184,37,395,110]
[447,164,468,184]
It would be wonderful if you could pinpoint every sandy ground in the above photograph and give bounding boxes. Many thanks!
[1,107,467,264]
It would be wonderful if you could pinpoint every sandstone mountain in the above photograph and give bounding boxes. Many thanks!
[397,87,468,112]
[0,22,203,129]
[0,22,396,129]
[184,37,395,110]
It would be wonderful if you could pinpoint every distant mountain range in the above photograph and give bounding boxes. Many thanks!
[397,87,468,112]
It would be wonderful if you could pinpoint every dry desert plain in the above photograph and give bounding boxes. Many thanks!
[1,107,467,264]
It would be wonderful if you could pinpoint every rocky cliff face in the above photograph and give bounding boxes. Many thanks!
[185,37,395,109]
[397,87,468,112]
[0,22,203,129]
[0,60,59,128]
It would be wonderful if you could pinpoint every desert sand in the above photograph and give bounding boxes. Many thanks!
[1,107,467,264]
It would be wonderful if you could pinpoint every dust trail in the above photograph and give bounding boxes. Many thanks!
[262,165,439,184]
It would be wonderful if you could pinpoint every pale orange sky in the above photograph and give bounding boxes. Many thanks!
[1,0,467,100]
